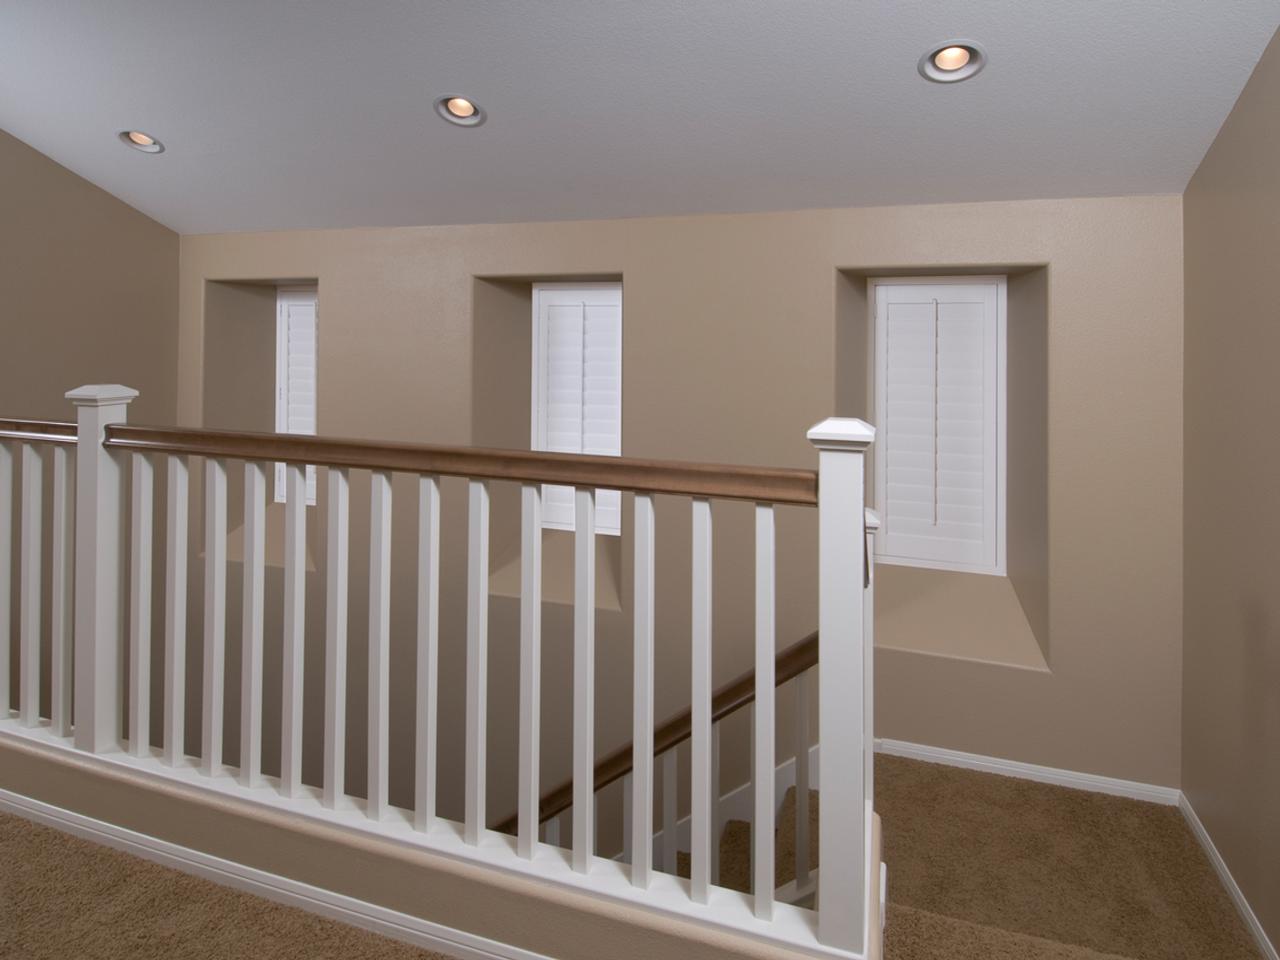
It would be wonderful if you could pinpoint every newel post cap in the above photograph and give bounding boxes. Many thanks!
[65,384,140,407]
[806,417,875,451]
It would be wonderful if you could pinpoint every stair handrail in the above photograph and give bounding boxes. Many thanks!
[497,629,819,834]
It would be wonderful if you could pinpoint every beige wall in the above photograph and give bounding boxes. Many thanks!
[176,192,1185,805]
[1,127,177,715]
[202,281,277,433]
[0,129,178,424]
[1183,27,1280,947]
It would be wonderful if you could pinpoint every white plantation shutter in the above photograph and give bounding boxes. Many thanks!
[874,280,1004,574]
[533,284,622,535]
[275,288,318,505]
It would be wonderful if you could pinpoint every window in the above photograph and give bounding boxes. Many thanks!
[274,286,318,505]
[531,282,622,535]
[871,277,1006,575]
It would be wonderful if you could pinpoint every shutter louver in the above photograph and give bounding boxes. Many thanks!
[275,290,318,505]
[534,285,623,534]
[875,281,1002,573]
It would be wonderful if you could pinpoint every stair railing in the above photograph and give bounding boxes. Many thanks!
[0,386,877,958]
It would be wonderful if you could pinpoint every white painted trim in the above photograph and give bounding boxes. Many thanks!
[655,737,1189,859]
[1179,793,1279,960]
[868,275,1007,578]
[875,739,1181,805]
[530,281,623,536]
[274,285,318,506]
[649,742,823,861]
[0,723,860,960]
[0,786,553,960]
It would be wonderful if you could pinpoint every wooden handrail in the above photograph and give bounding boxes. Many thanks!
[496,630,819,835]
[103,424,819,506]
[0,418,77,445]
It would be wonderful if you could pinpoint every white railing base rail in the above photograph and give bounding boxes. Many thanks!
[0,721,874,960]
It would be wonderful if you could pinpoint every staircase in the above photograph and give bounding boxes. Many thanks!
[695,761,1262,960]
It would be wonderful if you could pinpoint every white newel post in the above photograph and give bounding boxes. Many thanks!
[806,417,874,953]
[68,384,138,753]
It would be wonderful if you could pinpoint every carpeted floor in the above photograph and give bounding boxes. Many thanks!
[0,755,1261,959]
[0,812,449,960]
[875,755,1260,960]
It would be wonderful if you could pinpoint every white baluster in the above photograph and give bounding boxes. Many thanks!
[50,446,74,736]
[631,493,655,888]
[281,463,306,795]
[661,748,678,873]
[415,475,440,830]
[68,384,136,753]
[622,771,634,865]
[323,467,350,808]
[163,455,189,765]
[690,497,713,903]
[711,719,724,886]
[239,461,266,787]
[518,483,542,858]
[465,479,490,843]
[545,814,561,848]
[572,488,595,872]
[127,451,153,751]
[202,457,227,776]
[864,509,880,878]
[19,444,44,726]
[367,469,392,820]
[754,503,776,919]
[794,669,811,890]
[0,442,11,718]
[807,418,874,951]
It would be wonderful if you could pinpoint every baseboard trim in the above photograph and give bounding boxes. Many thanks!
[1178,793,1278,960]
[0,787,554,960]
[874,738,1182,805]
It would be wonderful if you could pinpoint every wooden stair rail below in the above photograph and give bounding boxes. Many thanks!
[497,630,819,835]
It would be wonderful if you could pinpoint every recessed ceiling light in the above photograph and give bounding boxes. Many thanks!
[119,130,164,153]
[918,41,986,83]
[435,95,485,127]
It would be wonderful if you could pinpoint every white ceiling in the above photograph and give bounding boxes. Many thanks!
[2,1,1277,235]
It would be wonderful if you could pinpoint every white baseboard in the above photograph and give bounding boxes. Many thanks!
[875,738,1182,806]
[658,735,1181,860]
[0,787,554,960]
[1178,793,1278,960]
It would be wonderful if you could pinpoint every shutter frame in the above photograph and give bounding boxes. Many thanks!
[532,283,623,535]
[872,278,1006,575]
[275,287,319,506]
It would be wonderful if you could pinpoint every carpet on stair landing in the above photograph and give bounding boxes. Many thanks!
[703,754,1262,960]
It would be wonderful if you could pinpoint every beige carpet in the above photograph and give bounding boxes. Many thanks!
[0,813,448,960]
[0,755,1263,959]
[702,755,1262,960]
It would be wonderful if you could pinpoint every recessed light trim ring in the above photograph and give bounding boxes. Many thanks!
[918,41,987,83]
[435,95,486,127]
[119,130,164,153]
